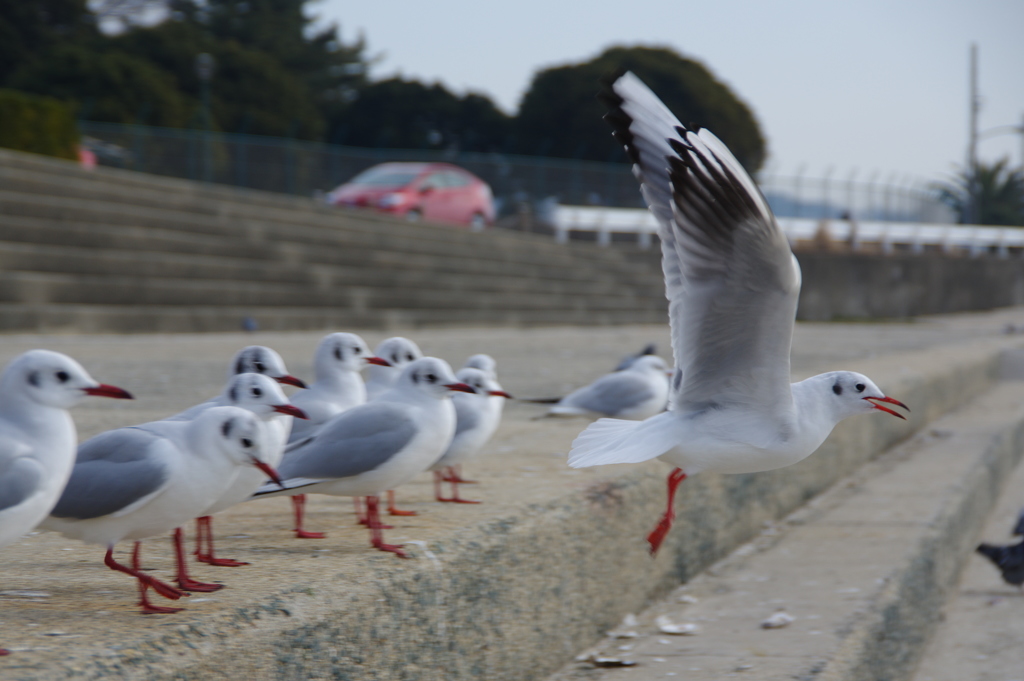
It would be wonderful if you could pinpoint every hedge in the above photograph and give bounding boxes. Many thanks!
[0,89,78,160]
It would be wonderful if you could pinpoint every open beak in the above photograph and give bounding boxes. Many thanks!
[445,382,476,394]
[253,460,285,488]
[83,384,134,400]
[489,390,514,399]
[273,404,309,419]
[365,356,391,367]
[274,374,307,389]
[864,396,910,420]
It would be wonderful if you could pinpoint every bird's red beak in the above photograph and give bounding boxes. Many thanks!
[445,382,475,393]
[365,356,391,367]
[864,396,909,420]
[273,404,309,419]
[83,384,134,400]
[489,390,513,398]
[253,460,284,488]
[274,374,307,389]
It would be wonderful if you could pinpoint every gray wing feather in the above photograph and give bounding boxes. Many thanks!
[604,73,799,414]
[0,456,44,513]
[563,373,656,416]
[279,402,418,481]
[50,427,170,520]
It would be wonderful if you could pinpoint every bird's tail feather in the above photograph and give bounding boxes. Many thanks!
[568,415,677,468]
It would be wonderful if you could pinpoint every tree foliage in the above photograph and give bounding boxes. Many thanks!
[329,78,511,152]
[935,159,1024,226]
[515,46,766,173]
[0,88,79,159]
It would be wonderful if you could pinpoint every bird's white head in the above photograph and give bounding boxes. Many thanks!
[629,354,670,376]
[3,349,133,409]
[462,354,497,380]
[193,406,282,485]
[231,345,306,388]
[223,373,307,420]
[399,357,474,398]
[373,337,423,370]
[455,367,513,399]
[315,332,388,374]
[825,371,909,421]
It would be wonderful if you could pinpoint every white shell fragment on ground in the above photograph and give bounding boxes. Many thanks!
[761,611,795,629]
[655,615,699,635]
[678,594,699,604]
[592,657,638,668]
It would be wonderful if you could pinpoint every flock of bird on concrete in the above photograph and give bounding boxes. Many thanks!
[2,71,1022,658]
[0,333,677,637]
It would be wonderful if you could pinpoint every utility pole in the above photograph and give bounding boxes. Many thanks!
[966,43,979,224]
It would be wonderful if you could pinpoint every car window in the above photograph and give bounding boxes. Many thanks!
[419,173,443,189]
[349,167,421,187]
[441,171,471,187]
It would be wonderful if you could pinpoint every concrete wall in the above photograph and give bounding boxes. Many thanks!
[795,252,1024,321]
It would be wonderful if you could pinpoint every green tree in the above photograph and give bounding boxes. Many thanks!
[935,158,1024,226]
[329,77,511,152]
[0,0,96,85]
[515,45,767,173]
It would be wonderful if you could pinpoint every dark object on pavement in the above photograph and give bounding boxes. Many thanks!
[977,539,1024,588]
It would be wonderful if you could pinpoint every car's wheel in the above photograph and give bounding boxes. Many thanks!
[469,213,487,231]
[405,209,422,222]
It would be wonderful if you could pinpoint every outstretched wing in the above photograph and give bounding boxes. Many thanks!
[601,71,800,416]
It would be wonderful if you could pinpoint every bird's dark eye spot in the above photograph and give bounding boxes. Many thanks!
[832,384,843,396]
[27,371,40,387]
[241,437,253,448]
[425,374,436,383]
[254,360,265,372]
[855,383,866,393]
[353,347,361,354]
[56,371,70,383]
[406,353,414,362]
[252,387,262,397]
[392,353,400,363]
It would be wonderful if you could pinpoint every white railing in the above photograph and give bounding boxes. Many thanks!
[551,205,1024,257]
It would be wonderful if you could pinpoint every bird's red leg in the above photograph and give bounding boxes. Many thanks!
[106,542,185,614]
[443,464,478,484]
[173,528,223,592]
[193,515,208,560]
[195,516,249,567]
[433,470,450,501]
[365,495,407,557]
[647,468,688,555]
[292,494,326,538]
[438,467,480,504]
[0,648,8,656]
[387,489,418,516]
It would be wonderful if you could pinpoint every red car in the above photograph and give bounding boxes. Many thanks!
[326,162,495,229]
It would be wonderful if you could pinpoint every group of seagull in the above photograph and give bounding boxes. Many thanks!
[1,71,930,655]
[0,336,522,628]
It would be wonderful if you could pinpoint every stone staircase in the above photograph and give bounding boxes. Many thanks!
[0,148,667,333]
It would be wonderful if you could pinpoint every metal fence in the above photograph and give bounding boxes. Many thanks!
[78,121,953,223]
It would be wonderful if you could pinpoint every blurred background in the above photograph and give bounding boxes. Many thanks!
[3,0,1022,225]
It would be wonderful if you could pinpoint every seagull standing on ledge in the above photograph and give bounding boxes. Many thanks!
[568,72,909,555]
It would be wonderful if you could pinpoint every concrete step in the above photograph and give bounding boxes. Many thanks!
[0,323,1014,679]
[0,195,662,291]
[909,428,1024,681]
[547,376,1024,681]
[0,270,664,314]
[0,239,666,304]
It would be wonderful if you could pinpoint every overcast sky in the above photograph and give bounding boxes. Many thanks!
[315,0,1023,185]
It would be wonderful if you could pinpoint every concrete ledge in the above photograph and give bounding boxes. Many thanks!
[0,334,1015,680]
